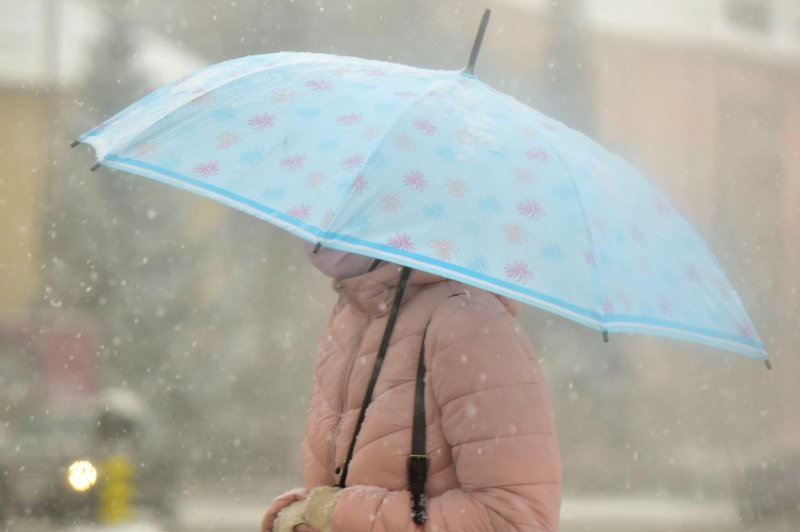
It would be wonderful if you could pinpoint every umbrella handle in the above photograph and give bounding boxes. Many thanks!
[464,8,491,76]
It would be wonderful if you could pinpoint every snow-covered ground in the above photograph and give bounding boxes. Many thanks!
[5,495,796,532]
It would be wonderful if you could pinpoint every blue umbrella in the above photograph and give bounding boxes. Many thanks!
[74,10,767,364]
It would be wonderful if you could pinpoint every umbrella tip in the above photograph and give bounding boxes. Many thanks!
[313,242,322,254]
[764,359,772,370]
[464,8,491,76]
[70,139,80,148]
[602,330,609,343]
[90,163,101,172]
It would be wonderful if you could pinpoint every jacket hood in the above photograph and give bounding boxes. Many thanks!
[334,263,521,317]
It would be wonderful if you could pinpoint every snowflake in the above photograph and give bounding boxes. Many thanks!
[517,199,545,220]
[413,118,438,135]
[306,79,333,92]
[364,68,387,77]
[287,204,311,221]
[381,192,403,214]
[583,250,595,266]
[388,233,414,251]
[402,170,429,192]
[432,239,456,261]
[446,178,467,198]
[504,260,533,284]
[394,133,415,152]
[340,154,365,171]
[305,171,328,189]
[526,148,550,163]
[503,224,526,246]
[279,154,306,172]
[350,173,367,193]
[192,160,220,178]
[216,131,241,149]
[394,90,418,98]
[514,167,536,185]
[336,113,363,126]
[248,113,275,130]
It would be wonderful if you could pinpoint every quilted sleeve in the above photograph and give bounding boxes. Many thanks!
[329,299,561,531]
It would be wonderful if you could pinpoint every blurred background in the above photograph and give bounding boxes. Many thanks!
[0,0,798,530]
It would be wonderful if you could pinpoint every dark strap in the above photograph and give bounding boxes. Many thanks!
[409,292,463,524]
[338,266,412,488]
[408,321,430,524]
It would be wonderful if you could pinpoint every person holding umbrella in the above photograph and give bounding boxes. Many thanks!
[261,246,561,531]
[73,9,767,532]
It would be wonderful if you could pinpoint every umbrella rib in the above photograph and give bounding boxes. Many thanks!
[533,128,607,333]
[316,74,463,246]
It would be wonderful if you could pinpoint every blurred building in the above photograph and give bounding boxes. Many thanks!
[0,0,206,411]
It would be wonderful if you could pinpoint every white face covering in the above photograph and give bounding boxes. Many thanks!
[303,242,377,280]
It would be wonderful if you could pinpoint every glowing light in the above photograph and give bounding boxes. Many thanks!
[67,460,97,492]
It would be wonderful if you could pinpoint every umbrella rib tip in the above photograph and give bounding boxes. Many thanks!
[70,139,80,148]
[313,242,322,254]
[90,163,101,172]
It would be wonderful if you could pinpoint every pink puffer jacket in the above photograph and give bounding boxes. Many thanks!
[272,264,561,531]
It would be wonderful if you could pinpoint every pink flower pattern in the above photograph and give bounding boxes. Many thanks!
[216,131,241,149]
[287,204,311,221]
[336,113,362,126]
[602,296,614,315]
[526,148,550,163]
[134,142,158,157]
[388,233,414,251]
[413,118,438,135]
[503,224,526,246]
[280,154,306,171]
[305,171,328,189]
[446,178,467,198]
[505,260,532,283]
[517,199,545,220]
[192,160,220,178]
[403,170,429,192]
[514,167,536,185]
[340,154,365,171]
[92,59,759,355]
[306,79,333,92]
[432,239,457,261]
[381,193,403,214]
[248,113,275,130]
[394,133,415,152]
[350,173,367,193]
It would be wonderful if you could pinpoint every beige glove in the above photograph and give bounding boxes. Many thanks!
[273,499,307,532]
[302,486,342,532]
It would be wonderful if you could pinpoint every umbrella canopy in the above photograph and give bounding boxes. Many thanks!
[76,49,766,362]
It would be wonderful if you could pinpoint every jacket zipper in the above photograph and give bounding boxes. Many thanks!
[328,314,372,485]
